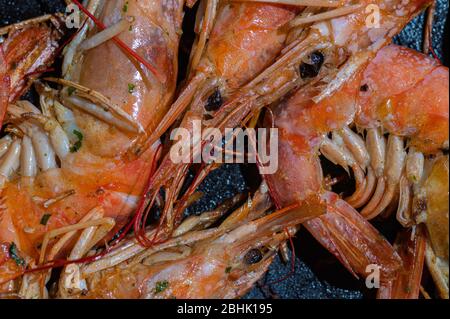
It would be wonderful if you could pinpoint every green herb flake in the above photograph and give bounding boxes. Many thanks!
[73,129,83,141]
[68,86,76,96]
[40,214,51,226]
[155,280,169,294]
[70,129,84,153]
[129,25,133,31]
[9,242,25,267]
[225,266,232,274]
[123,1,129,12]
[128,83,136,93]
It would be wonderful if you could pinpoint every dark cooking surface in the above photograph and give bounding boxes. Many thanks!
[0,0,448,299]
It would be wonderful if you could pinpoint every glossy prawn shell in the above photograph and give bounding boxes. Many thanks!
[77,196,324,299]
[89,256,269,299]
[0,0,184,260]
[0,23,61,123]
[74,0,183,157]
[80,246,274,299]
[423,156,449,259]
[379,155,448,299]
[377,226,426,299]
[0,48,8,124]
[0,243,24,294]
[203,1,298,90]
[0,156,154,259]
[2,24,61,101]
[266,82,360,205]
[422,155,449,295]
[356,45,448,153]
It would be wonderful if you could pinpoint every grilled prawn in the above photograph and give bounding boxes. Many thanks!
[125,0,308,241]
[0,0,184,297]
[59,184,323,298]
[129,0,433,242]
[265,45,448,296]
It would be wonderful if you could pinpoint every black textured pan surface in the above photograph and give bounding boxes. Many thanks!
[0,0,448,299]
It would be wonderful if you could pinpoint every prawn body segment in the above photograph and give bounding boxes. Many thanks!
[266,44,448,291]
[0,0,184,296]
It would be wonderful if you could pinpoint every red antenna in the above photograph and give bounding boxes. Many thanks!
[265,228,297,286]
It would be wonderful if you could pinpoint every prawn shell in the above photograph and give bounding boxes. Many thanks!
[0,48,9,124]
[206,1,298,90]
[1,24,61,102]
[0,0,185,261]
[377,67,449,153]
[423,155,449,261]
[76,0,183,157]
[0,147,157,259]
[356,45,448,153]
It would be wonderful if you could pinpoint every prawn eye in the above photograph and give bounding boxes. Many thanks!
[300,51,324,79]
[205,88,223,111]
[360,84,369,92]
[244,248,263,265]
